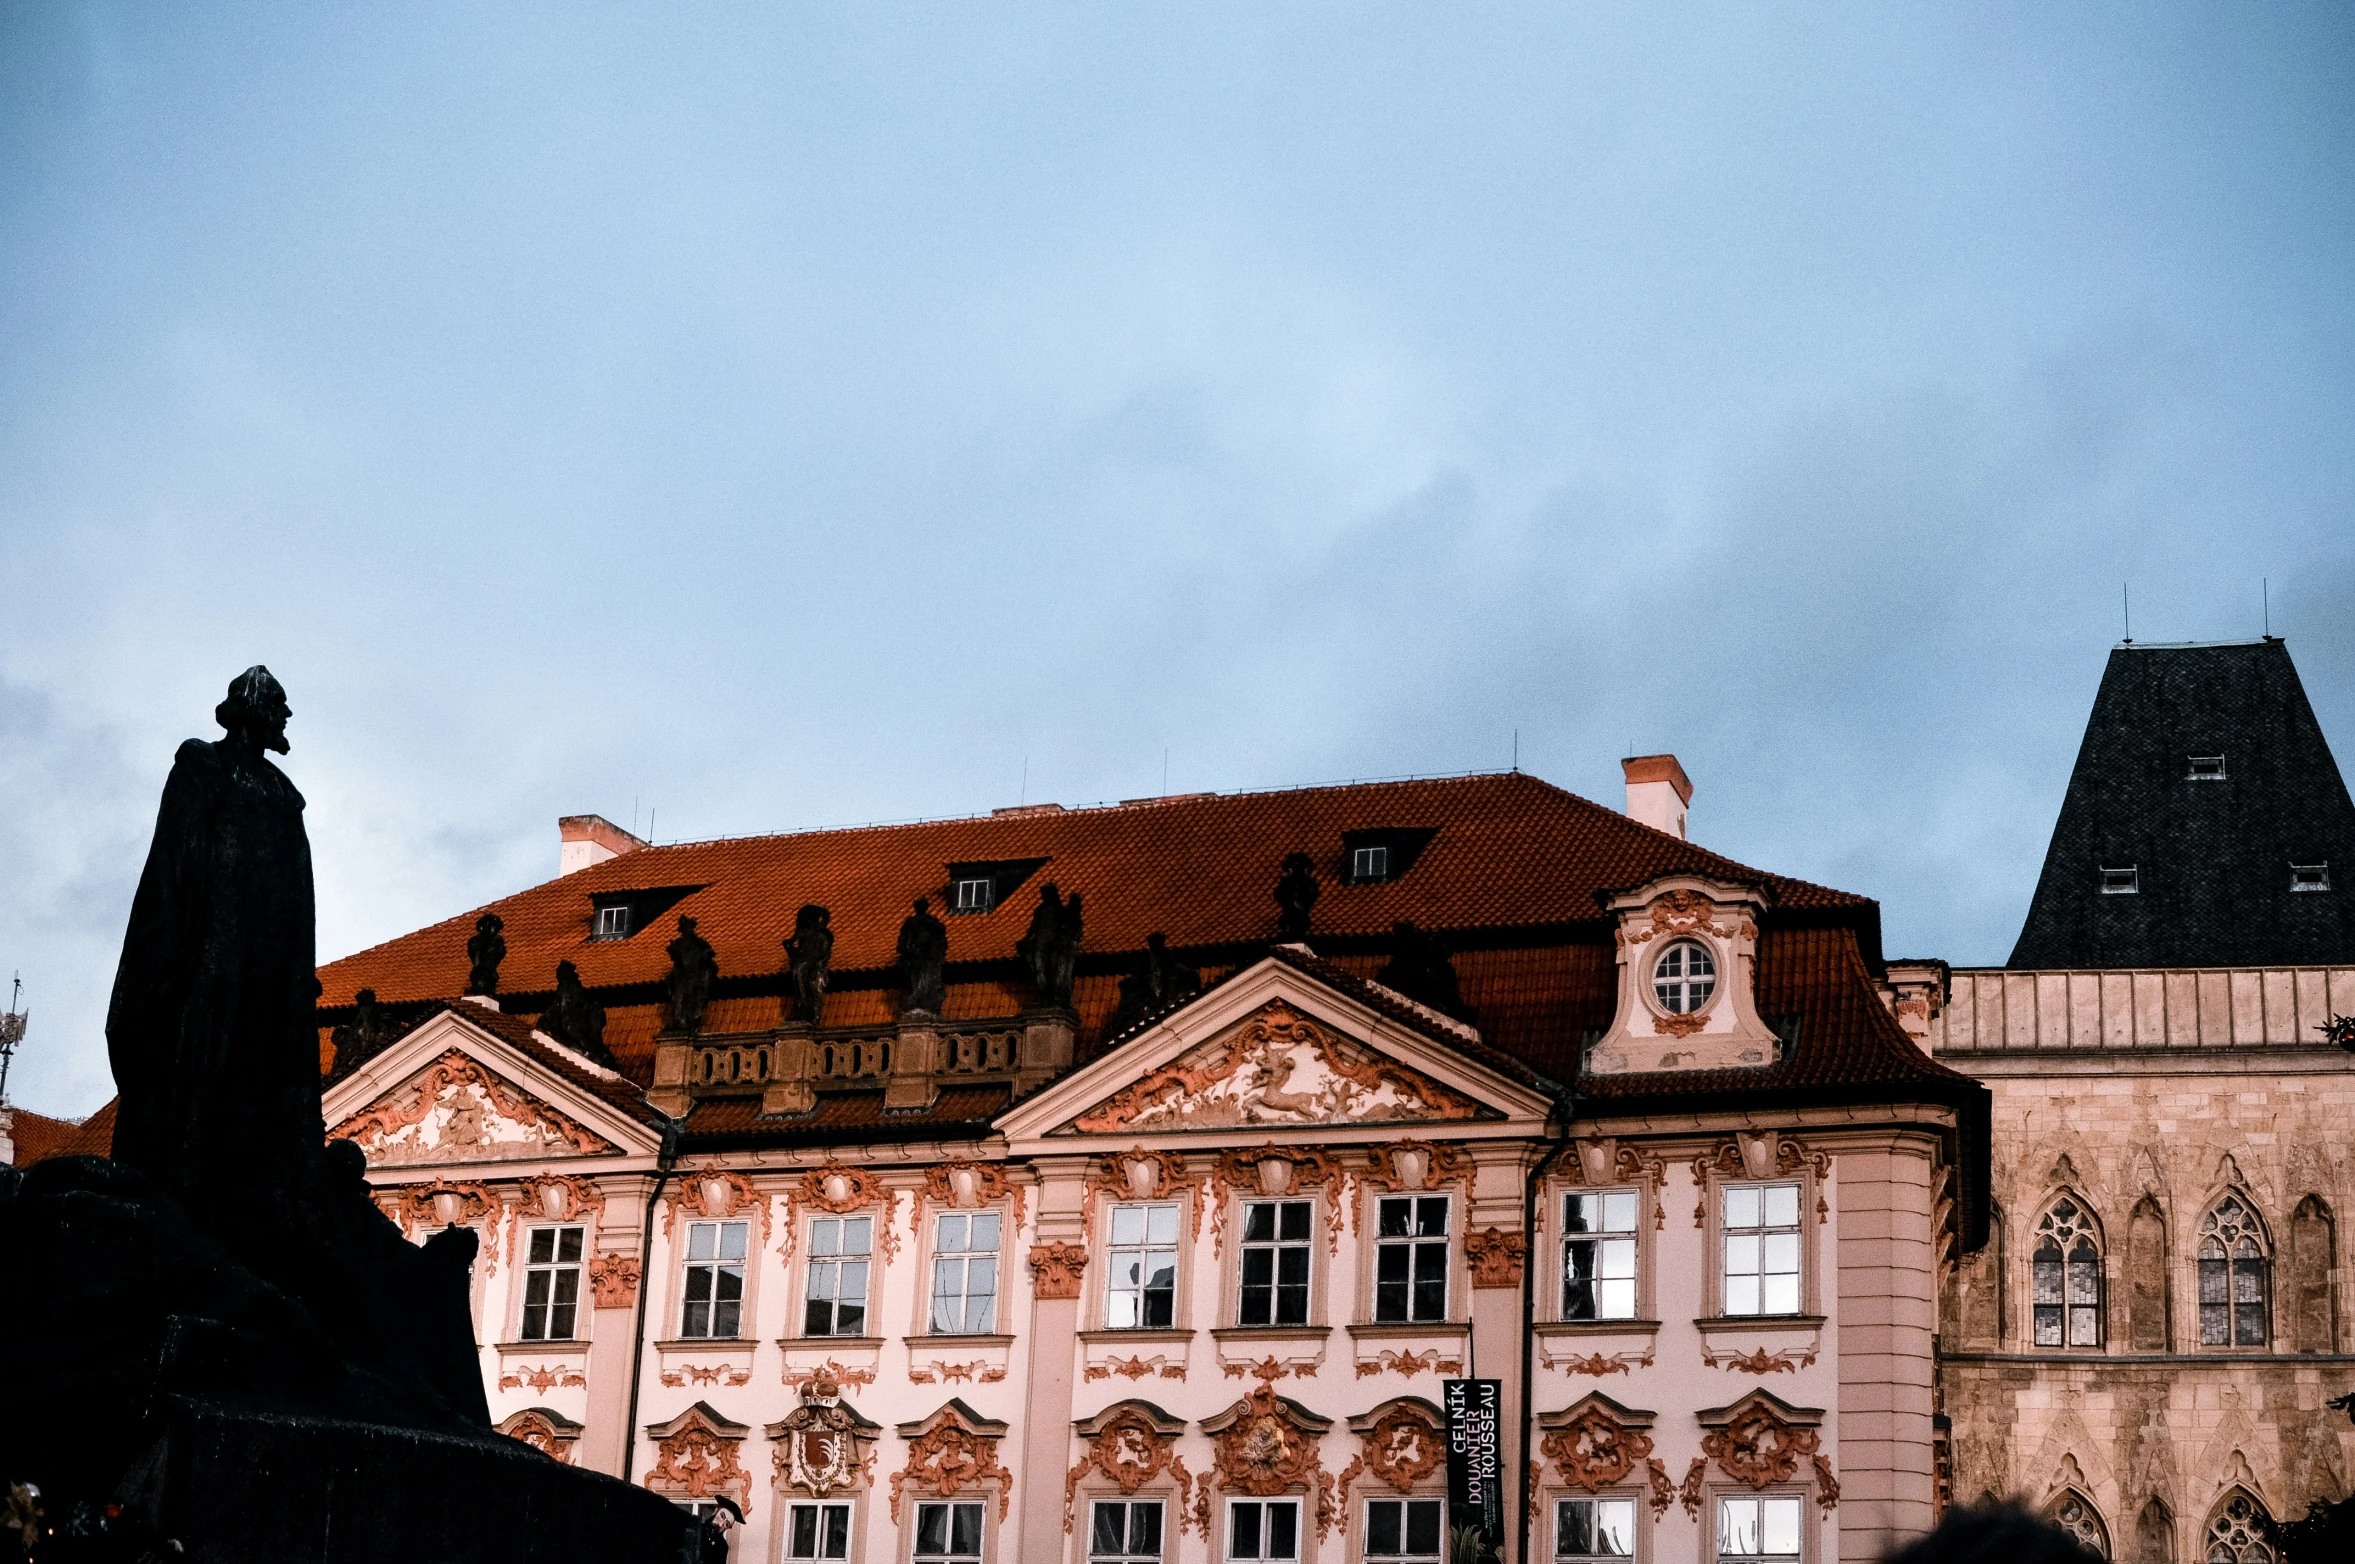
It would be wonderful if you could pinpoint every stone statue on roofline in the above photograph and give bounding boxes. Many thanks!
[1111,932,1200,1035]
[539,958,617,1068]
[332,987,401,1068]
[1377,919,1464,1018]
[786,903,834,1027]
[1016,881,1084,1009]
[664,915,718,1033]
[465,912,505,996]
[1274,852,1320,942]
[896,896,949,1016]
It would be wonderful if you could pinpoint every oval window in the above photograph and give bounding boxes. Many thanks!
[1653,941,1716,1014]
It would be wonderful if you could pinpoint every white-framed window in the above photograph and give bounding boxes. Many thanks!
[1227,1499,1300,1564]
[931,1211,1002,1334]
[1723,1184,1802,1317]
[2032,1198,2102,1348]
[593,903,631,939]
[786,1502,853,1562]
[2100,866,2139,895]
[1374,1196,1450,1323]
[914,1501,986,1564]
[1351,844,1391,882]
[1090,1500,1165,1564]
[1365,1498,1443,1564]
[1239,1200,1313,1326]
[1105,1203,1180,1329]
[2291,863,2331,892]
[2187,755,2227,780]
[1718,1495,1802,1564]
[953,877,995,913]
[804,1215,872,1337]
[681,1220,747,1339]
[1563,1190,1639,1321]
[521,1224,585,1341]
[1554,1496,1636,1562]
[1653,941,1715,1014]
[2198,1197,2270,1347]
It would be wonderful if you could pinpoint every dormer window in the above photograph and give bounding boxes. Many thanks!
[953,877,996,913]
[1339,828,1435,885]
[592,904,631,940]
[1652,941,1716,1014]
[1350,845,1390,882]
[943,857,1049,915]
[2100,867,2139,896]
[2187,755,2227,781]
[2291,863,2331,893]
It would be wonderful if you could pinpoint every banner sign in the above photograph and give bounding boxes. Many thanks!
[1443,1378,1505,1564]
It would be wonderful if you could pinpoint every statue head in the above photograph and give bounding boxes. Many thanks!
[554,959,580,989]
[912,897,931,916]
[678,916,698,936]
[215,665,292,754]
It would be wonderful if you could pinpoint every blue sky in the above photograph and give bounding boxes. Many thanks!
[4,4,2352,1116]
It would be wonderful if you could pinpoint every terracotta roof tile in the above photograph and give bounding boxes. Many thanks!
[6,1104,108,1166]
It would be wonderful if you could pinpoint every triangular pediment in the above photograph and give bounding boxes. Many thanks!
[1000,955,1552,1148]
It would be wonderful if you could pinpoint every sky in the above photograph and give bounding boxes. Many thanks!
[3,4,2352,1118]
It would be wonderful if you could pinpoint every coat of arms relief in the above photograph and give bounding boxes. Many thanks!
[1072,1003,1481,1133]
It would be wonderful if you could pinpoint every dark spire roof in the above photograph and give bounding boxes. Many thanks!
[2009,639,2355,969]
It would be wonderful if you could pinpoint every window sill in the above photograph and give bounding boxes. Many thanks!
[1693,1314,1825,1330]
[655,1337,759,1350]
[775,1336,884,1348]
[1079,1328,1196,1345]
[1211,1325,1333,1342]
[1348,1321,1470,1340]
[1532,1319,1662,1338]
[498,1338,591,1353]
[919,1333,1015,1348]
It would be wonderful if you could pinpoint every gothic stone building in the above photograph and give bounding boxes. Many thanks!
[308,767,1990,1564]
[1904,639,2355,1563]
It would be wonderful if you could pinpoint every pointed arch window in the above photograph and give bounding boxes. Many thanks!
[2033,1198,2103,1347]
[2198,1197,2270,1347]
[2048,1491,2109,1559]
[2203,1489,2276,1563]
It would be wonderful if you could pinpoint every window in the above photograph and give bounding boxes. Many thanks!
[1718,1496,1801,1564]
[2100,867,2139,896]
[2291,863,2331,892]
[1106,1204,1180,1328]
[1653,941,1715,1014]
[681,1220,747,1339]
[1091,1502,1164,1564]
[1239,1200,1313,1326]
[931,1212,1001,1334]
[1723,1184,1802,1316]
[953,877,996,913]
[2198,1197,2269,1347]
[786,1503,853,1562]
[593,903,631,939]
[2047,1493,2108,1559]
[1227,1500,1299,1564]
[521,1225,585,1342]
[1554,1497,1635,1562]
[1374,1196,1450,1323]
[915,1501,985,1564]
[1365,1499,1443,1564]
[1351,844,1392,883]
[2204,1491,2276,1564]
[2188,755,2227,780]
[805,1216,872,1337]
[1563,1190,1639,1321]
[2032,1199,2102,1348]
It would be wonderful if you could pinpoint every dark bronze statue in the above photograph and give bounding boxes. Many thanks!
[331,987,399,1068]
[106,666,323,1206]
[465,912,505,996]
[538,959,616,1067]
[664,916,718,1033]
[1274,851,1321,941]
[1016,882,1084,1008]
[1111,932,1200,1034]
[786,904,833,1026]
[1377,920,1463,1017]
[896,896,949,1015]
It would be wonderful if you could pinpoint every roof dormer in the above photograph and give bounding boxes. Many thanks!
[1587,874,1780,1076]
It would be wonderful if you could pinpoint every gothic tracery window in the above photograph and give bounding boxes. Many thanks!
[2034,1198,2104,1347]
[2197,1198,2270,1348]
[2202,1490,2275,1564]
[2049,1491,2110,1559]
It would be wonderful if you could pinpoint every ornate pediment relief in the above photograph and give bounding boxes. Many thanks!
[1070,1002,1483,1134]
[331,1048,616,1165]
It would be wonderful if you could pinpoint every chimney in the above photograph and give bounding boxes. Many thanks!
[1622,754,1692,841]
[559,814,649,876]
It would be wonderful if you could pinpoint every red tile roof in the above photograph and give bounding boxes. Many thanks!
[6,1101,114,1165]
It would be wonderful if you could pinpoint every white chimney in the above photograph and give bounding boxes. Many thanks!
[559,814,649,876]
[1622,754,1692,840]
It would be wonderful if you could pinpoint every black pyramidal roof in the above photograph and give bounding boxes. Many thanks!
[2009,639,2355,969]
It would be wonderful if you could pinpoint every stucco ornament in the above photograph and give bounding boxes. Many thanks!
[1073,1002,1481,1133]
[498,1407,580,1464]
[772,1373,870,1497]
[1029,1241,1089,1300]
[1543,1406,1655,1493]
[890,1408,1012,1523]
[1063,1404,1196,1534]
[643,1402,751,1515]
[1338,1403,1445,1495]
[1465,1228,1527,1288]
[1697,1394,1835,1510]
[1204,1386,1338,1538]
[588,1252,641,1310]
[333,1048,616,1165]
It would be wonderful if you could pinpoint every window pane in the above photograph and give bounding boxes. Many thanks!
[1763,1273,1801,1315]
[1131,1502,1161,1556]
[1598,1236,1635,1280]
[1113,1206,1145,1244]
[1597,1277,1637,1318]
[1601,1191,1638,1232]
[1763,1185,1800,1227]
[1368,1501,1401,1555]
[1244,1206,1276,1243]
[689,1223,717,1261]
[812,1218,840,1257]
[1726,1275,1761,1316]
[1380,1199,1413,1238]
[1232,1504,1262,1559]
[917,1506,948,1556]
[1557,1500,1593,1556]
[529,1228,556,1264]
[1593,1500,1634,1557]
[823,1506,850,1558]
[1267,1502,1297,1559]
[1761,1496,1801,1554]
[1721,1498,1759,1554]
[1279,1203,1310,1242]
[951,1503,981,1555]
[972,1212,1001,1251]
[1146,1206,1178,1244]
[844,1218,871,1253]
[793,1507,819,1559]
[1725,1187,1760,1228]
[940,1214,968,1252]
[1405,1500,1441,1555]
[1094,1504,1126,1557]
[1726,1234,1761,1275]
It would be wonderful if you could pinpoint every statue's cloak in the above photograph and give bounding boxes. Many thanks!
[106,736,322,1202]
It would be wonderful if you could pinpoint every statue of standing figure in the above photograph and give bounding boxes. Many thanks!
[785,904,834,1027]
[1376,920,1463,1017]
[1111,932,1200,1034]
[896,897,949,1015]
[664,916,718,1033]
[1016,882,1084,1009]
[465,912,506,996]
[1274,852,1321,942]
[539,959,616,1068]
